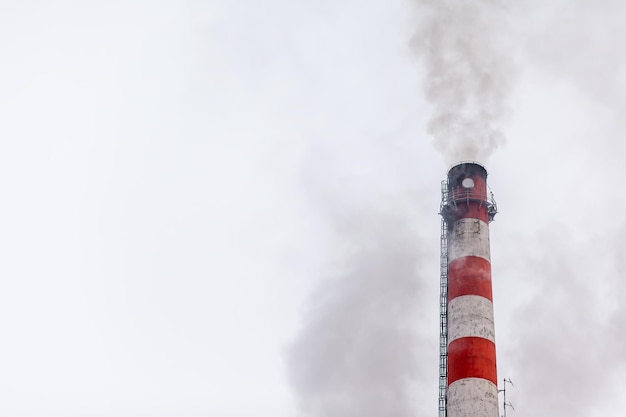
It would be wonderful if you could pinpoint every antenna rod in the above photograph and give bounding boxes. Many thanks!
[499,378,514,417]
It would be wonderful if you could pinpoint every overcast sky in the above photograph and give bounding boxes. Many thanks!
[1,1,625,416]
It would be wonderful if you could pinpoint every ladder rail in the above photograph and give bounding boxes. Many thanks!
[439,180,449,417]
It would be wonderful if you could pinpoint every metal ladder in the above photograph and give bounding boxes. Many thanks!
[439,180,449,417]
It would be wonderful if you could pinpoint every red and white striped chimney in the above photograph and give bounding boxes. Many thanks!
[441,162,498,417]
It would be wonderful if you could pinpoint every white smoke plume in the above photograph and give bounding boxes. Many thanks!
[287,2,522,415]
[413,0,517,162]
[488,2,626,416]
[286,207,432,417]
[288,2,626,417]
[286,138,437,417]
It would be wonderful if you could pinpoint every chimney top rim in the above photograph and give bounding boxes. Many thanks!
[447,161,488,177]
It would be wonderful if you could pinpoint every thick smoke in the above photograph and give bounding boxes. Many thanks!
[288,2,626,417]
[286,139,437,417]
[287,207,432,417]
[489,2,626,416]
[413,0,517,162]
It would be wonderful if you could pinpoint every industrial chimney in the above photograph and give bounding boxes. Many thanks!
[439,162,498,417]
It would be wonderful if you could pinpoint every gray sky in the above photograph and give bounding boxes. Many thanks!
[0,0,625,416]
